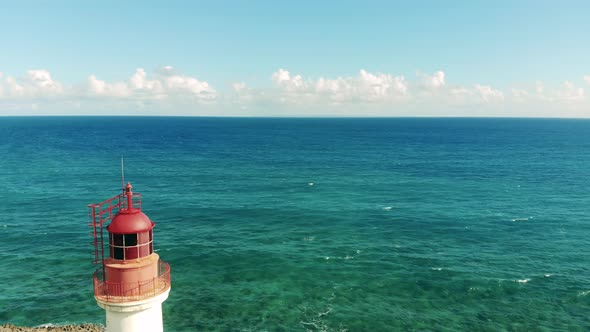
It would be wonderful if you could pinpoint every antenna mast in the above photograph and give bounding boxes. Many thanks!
[121,157,125,193]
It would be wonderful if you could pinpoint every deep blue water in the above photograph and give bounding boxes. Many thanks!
[1,116,590,331]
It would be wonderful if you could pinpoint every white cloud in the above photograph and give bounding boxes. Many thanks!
[229,81,271,108]
[557,81,584,101]
[163,73,215,98]
[315,76,353,102]
[271,68,407,104]
[511,81,552,102]
[0,67,217,114]
[0,70,63,98]
[358,69,407,100]
[1,66,590,117]
[512,80,585,104]
[420,70,445,89]
[272,68,307,91]
[27,70,63,94]
[432,71,445,88]
[271,68,290,83]
[86,67,216,100]
[269,68,507,110]
[5,76,26,97]
[88,75,131,97]
[475,84,504,102]
[130,68,162,91]
[449,84,503,104]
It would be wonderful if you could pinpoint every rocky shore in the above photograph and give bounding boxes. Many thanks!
[0,324,103,332]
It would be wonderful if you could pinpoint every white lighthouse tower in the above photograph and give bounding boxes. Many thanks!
[89,182,171,332]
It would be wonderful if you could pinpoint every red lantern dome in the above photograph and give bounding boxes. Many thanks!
[107,210,154,234]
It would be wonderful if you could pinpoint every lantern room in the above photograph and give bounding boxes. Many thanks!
[106,183,155,260]
[107,210,154,260]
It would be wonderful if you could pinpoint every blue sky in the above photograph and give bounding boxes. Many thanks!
[1,1,589,116]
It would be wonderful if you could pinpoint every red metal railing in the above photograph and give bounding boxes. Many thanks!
[93,261,171,303]
[88,192,142,266]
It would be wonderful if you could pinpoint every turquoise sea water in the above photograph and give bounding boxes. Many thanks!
[1,117,590,331]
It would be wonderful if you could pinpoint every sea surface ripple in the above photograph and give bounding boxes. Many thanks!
[1,117,590,331]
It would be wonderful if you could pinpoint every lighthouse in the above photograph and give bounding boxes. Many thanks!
[88,182,171,332]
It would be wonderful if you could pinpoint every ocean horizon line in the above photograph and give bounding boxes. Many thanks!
[1,115,590,120]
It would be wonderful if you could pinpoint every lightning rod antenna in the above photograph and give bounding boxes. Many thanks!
[121,157,125,194]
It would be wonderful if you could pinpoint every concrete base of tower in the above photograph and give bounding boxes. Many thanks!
[96,288,170,332]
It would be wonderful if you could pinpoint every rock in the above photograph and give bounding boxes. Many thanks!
[0,324,104,332]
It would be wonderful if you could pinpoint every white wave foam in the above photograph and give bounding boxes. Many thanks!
[383,206,393,211]
[328,292,335,301]
[515,279,530,283]
[356,249,361,254]
[431,267,443,271]
[511,217,530,222]
[300,292,338,332]
[308,182,315,186]
[544,274,552,278]
[344,255,354,260]
[578,290,590,297]
[317,306,333,318]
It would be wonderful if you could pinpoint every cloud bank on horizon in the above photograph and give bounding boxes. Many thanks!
[0,67,588,117]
